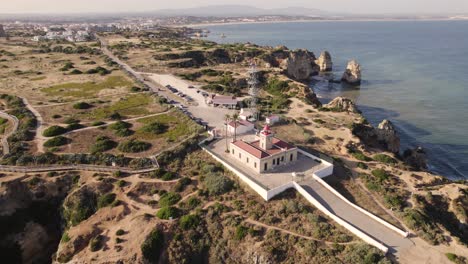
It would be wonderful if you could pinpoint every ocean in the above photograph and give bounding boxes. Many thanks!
[205,20,468,180]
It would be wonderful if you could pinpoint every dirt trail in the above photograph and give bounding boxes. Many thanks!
[0,110,19,155]
[22,97,46,153]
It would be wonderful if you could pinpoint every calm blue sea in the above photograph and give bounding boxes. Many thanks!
[206,20,468,180]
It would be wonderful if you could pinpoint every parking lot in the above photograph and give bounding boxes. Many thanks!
[142,73,235,129]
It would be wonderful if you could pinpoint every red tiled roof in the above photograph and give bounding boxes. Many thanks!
[232,140,270,159]
[272,138,295,150]
[212,95,238,105]
[233,137,296,159]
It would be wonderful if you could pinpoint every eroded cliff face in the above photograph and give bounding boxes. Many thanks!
[351,119,400,154]
[0,175,75,264]
[376,120,401,154]
[315,51,333,72]
[403,147,428,171]
[280,49,319,81]
[342,60,362,85]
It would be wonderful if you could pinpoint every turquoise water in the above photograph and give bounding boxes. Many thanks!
[206,21,468,179]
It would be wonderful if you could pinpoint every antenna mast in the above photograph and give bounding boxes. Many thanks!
[247,61,259,121]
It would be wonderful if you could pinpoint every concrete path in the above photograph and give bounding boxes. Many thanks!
[300,179,414,255]
[0,110,19,155]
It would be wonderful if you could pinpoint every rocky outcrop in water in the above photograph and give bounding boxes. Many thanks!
[352,119,401,153]
[325,97,358,113]
[315,51,333,71]
[280,49,319,81]
[403,147,428,171]
[375,119,401,153]
[342,60,362,85]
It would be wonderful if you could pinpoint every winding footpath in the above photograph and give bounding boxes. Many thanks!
[22,97,46,153]
[0,110,19,155]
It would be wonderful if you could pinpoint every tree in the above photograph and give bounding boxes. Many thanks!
[224,114,231,151]
[232,112,239,142]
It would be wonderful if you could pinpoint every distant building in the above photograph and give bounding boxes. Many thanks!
[0,25,6,38]
[208,94,238,108]
[239,108,254,121]
[227,120,254,135]
[230,125,298,173]
[266,115,280,125]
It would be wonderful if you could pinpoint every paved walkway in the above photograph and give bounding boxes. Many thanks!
[300,179,414,254]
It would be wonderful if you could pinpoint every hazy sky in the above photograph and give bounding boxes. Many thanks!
[3,0,468,14]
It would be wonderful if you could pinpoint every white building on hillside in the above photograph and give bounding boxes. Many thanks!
[230,125,298,173]
[227,120,254,135]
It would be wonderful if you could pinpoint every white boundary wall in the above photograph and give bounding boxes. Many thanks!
[297,149,334,178]
[292,182,389,253]
[312,175,409,237]
[200,143,405,252]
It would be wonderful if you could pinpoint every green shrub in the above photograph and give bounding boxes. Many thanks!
[351,151,372,162]
[109,121,131,130]
[173,177,192,192]
[185,197,201,210]
[156,206,179,219]
[116,229,125,236]
[235,225,248,240]
[118,139,151,153]
[89,235,102,252]
[357,162,368,169]
[141,121,168,135]
[44,136,69,147]
[91,136,117,153]
[43,125,67,137]
[179,214,200,230]
[203,172,233,195]
[66,123,85,131]
[69,69,82,75]
[373,154,397,164]
[161,171,176,181]
[114,128,133,137]
[116,180,126,187]
[159,192,181,207]
[141,228,164,262]
[73,102,92,109]
[342,243,388,264]
[91,121,106,126]
[371,169,389,182]
[61,232,71,243]
[97,193,116,208]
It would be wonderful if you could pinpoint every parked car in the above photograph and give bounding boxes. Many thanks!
[188,85,195,89]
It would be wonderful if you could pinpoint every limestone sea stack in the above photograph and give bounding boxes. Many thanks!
[325,97,358,113]
[342,60,362,85]
[375,119,400,153]
[281,49,318,81]
[315,51,333,71]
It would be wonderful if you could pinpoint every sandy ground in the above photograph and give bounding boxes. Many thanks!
[284,98,468,263]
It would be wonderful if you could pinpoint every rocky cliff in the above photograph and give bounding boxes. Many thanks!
[315,51,333,72]
[375,119,400,153]
[280,49,319,81]
[0,175,75,264]
[352,119,400,154]
[341,60,362,85]
[403,147,428,171]
[325,97,358,113]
